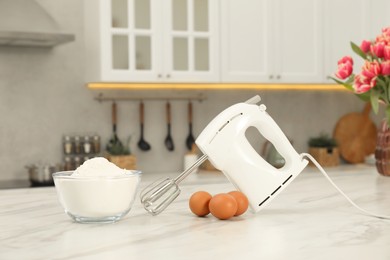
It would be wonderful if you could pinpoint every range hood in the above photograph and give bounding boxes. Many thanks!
[0,0,75,47]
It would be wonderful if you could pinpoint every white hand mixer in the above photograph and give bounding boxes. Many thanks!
[141,95,390,219]
[141,95,307,215]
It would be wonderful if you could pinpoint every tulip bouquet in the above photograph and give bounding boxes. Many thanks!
[331,27,390,124]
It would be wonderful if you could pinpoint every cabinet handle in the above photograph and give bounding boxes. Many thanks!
[276,75,281,79]
[269,75,274,79]
[166,74,171,78]
[157,74,162,78]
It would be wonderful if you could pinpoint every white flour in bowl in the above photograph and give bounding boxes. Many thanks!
[54,157,141,220]
[72,157,128,177]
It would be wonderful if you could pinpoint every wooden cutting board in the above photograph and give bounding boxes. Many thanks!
[333,103,377,164]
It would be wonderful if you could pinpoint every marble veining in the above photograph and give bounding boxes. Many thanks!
[1,165,390,260]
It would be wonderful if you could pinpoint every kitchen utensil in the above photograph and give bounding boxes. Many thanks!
[164,102,174,151]
[137,102,151,151]
[140,154,208,215]
[106,102,124,154]
[185,101,195,150]
[195,96,308,212]
[26,163,59,186]
[141,95,305,215]
[333,102,377,163]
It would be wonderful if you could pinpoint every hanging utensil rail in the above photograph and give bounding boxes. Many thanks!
[94,93,206,102]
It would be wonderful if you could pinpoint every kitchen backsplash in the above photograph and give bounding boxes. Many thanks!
[0,0,384,181]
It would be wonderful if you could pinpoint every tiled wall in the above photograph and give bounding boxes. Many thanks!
[0,0,382,181]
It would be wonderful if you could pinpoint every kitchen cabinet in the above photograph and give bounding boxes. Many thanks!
[220,0,324,83]
[315,0,390,84]
[323,0,390,83]
[369,0,390,34]
[323,0,371,83]
[84,0,219,83]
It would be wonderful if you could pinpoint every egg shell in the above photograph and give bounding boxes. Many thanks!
[209,193,238,220]
[228,191,249,216]
[189,191,212,217]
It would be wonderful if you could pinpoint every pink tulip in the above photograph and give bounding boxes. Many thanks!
[371,42,385,58]
[361,60,381,79]
[335,63,353,80]
[353,74,374,94]
[382,27,390,38]
[370,77,377,88]
[335,56,353,79]
[381,60,390,75]
[384,45,390,60]
[337,56,353,66]
[360,40,371,53]
[376,34,388,44]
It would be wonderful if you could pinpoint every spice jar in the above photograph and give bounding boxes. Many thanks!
[92,135,101,154]
[74,136,82,154]
[74,156,81,169]
[83,136,92,154]
[64,156,73,171]
[63,136,73,155]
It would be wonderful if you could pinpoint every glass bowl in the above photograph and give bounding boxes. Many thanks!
[53,170,142,223]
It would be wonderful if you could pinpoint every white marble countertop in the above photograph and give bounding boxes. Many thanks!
[1,164,390,260]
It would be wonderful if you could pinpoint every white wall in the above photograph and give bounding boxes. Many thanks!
[0,0,382,181]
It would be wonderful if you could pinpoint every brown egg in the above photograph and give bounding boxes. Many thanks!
[228,191,249,216]
[209,193,238,220]
[189,191,212,217]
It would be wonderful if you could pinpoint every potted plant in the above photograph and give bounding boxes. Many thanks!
[106,136,137,170]
[308,133,339,167]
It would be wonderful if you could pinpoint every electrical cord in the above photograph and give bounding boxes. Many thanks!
[300,153,390,220]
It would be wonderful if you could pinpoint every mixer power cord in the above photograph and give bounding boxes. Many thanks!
[300,153,390,220]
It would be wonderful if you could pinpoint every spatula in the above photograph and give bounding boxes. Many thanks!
[106,101,124,154]
[185,101,195,150]
[137,101,151,151]
[164,101,174,151]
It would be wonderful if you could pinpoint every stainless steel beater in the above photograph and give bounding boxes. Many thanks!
[140,154,208,215]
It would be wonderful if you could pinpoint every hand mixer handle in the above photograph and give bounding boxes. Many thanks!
[252,109,303,171]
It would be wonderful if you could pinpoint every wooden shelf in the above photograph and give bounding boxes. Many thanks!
[87,83,348,91]
[0,31,75,47]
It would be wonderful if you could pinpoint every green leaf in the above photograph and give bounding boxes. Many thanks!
[350,41,367,60]
[386,106,390,127]
[345,75,355,85]
[356,92,370,102]
[328,76,354,91]
[388,79,390,103]
[376,77,387,88]
[370,89,380,114]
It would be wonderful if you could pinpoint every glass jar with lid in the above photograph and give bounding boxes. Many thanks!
[92,135,101,154]
[63,136,73,155]
[83,136,92,154]
[74,136,82,154]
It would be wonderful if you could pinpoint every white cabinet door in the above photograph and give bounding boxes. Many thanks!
[85,0,163,82]
[221,0,323,83]
[220,0,271,82]
[369,0,390,38]
[85,0,218,83]
[108,0,164,82]
[163,0,219,82]
[323,0,370,83]
[274,0,323,83]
